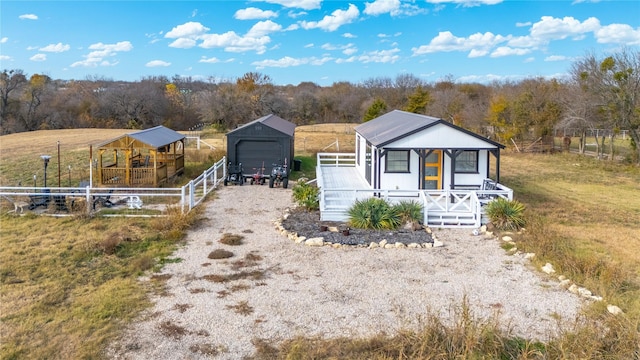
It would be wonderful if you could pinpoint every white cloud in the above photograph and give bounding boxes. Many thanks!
[169,38,197,48]
[545,55,570,61]
[0,55,11,61]
[253,55,333,68]
[364,0,401,16]
[343,46,358,55]
[425,0,503,7]
[146,60,171,67]
[287,10,308,18]
[364,0,426,16]
[524,57,535,63]
[199,57,234,64]
[595,23,640,45]
[412,31,510,56]
[1,37,7,43]
[19,14,38,20]
[30,54,47,62]
[516,21,531,27]
[530,16,600,41]
[257,0,321,10]
[235,7,278,20]
[199,31,271,54]
[304,43,314,48]
[299,4,359,32]
[70,41,133,68]
[165,22,210,39]
[490,46,531,57]
[253,56,309,68]
[247,20,282,37]
[165,20,277,53]
[343,33,357,38]
[40,43,71,53]
[352,48,400,63]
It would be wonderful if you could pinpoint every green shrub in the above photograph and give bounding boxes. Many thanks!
[485,197,526,231]
[348,197,400,230]
[392,200,423,224]
[291,180,320,210]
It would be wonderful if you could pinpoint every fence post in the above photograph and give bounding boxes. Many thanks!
[85,185,91,214]
[213,163,217,188]
[202,170,207,197]
[189,180,195,211]
[181,185,186,214]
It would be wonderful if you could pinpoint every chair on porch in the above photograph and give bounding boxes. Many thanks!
[478,179,498,203]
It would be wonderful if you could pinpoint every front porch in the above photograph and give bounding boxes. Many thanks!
[316,153,513,228]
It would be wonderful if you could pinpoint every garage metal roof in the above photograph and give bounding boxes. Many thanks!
[228,114,295,137]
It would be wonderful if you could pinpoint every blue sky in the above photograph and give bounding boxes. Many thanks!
[1,0,638,86]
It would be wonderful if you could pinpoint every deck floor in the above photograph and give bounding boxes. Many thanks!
[319,166,370,190]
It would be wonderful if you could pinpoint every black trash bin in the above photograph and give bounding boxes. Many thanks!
[292,159,302,171]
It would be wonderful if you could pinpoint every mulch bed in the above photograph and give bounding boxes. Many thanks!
[282,208,434,246]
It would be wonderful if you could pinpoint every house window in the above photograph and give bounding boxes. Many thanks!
[455,150,478,173]
[385,150,410,173]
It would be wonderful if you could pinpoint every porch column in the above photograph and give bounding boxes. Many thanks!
[495,150,501,183]
[444,149,459,190]
[125,148,131,186]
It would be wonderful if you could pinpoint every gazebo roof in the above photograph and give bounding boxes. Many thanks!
[96,126,185,149]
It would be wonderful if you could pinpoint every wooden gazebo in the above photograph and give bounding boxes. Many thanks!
[94,126,185,187]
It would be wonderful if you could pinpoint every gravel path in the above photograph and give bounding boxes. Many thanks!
[107,184,584,359]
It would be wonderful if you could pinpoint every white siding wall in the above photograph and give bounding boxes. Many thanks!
[355,133,366,178]
[392,124,496,149]
[358,125,496,190]
[378,151,421,190]
[440,150,492,190]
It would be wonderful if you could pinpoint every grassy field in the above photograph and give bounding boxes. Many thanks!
[1,126,639,358]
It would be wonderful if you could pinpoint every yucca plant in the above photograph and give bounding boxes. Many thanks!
[348,197,400,230]
[291,180,320,210]
[484,197,526,231]
[392,200,424,225]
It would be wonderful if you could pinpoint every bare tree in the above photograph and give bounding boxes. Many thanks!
[0,69,27,133]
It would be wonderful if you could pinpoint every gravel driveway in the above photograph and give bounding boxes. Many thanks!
[107,184,584,359]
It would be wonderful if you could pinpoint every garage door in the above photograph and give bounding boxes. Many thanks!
[236,140,282,174]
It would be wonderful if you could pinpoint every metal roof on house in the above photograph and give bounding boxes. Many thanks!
[355,110,504,148]
[227,114,296,137]
[96,126,185,148]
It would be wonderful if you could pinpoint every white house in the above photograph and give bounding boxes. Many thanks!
[316,110,512,227]
[354,110,504,191]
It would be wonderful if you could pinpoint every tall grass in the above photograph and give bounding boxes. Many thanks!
[0,208,200,359]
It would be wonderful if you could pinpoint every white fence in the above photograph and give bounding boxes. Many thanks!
[0,157,227,217]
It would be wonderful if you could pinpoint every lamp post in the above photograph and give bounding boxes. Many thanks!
[33,174,37,189]
[41,155,51,187]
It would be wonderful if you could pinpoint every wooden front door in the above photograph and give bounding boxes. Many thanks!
[423,150,442,189]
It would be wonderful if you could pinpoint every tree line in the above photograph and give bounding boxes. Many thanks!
[1,48,638,162]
